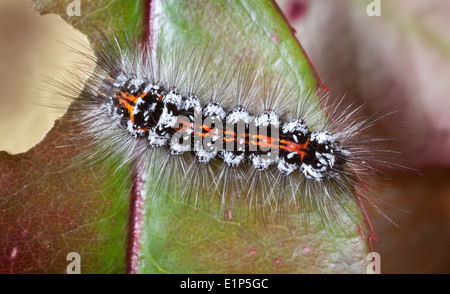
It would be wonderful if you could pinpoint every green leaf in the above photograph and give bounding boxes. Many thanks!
[0,0,369,273]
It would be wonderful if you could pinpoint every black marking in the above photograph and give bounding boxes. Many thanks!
[98,75,348,180]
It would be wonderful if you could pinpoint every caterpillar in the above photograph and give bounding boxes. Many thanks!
[101,65,346,180]
[53,28,405,234]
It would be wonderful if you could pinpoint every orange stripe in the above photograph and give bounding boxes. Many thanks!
[165,118,310,162]
[118,91,148,123]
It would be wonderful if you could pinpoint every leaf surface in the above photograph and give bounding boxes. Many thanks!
[0,0,368,273]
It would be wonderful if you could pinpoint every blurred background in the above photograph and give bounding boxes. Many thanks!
[0,0,90,154]
[276,0,450,273]
[0,0,449,273]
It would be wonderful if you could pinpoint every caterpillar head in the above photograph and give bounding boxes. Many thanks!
[301,131,347,181]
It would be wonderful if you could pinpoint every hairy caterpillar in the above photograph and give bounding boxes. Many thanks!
[51,27,405,235]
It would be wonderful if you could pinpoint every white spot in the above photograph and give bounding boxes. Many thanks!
[254,111,279,127]
[277,158,298,175]
[132,98,145,115]
[196,148,218,163]
[147,128,169,147]
[227,108,251,124]
[162,91,183,107]
[311,131,334,144]
[282,119,308,136]
[10,247,18,259]
[301,163,325,181]
[144,83,156,93]
[203,103,226,120]
[157,107,178,129]
[286,152,296,160]
[249,153,275,171]
[169,139,191,155]
[182,95,201,111]
[221,151,245,167]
